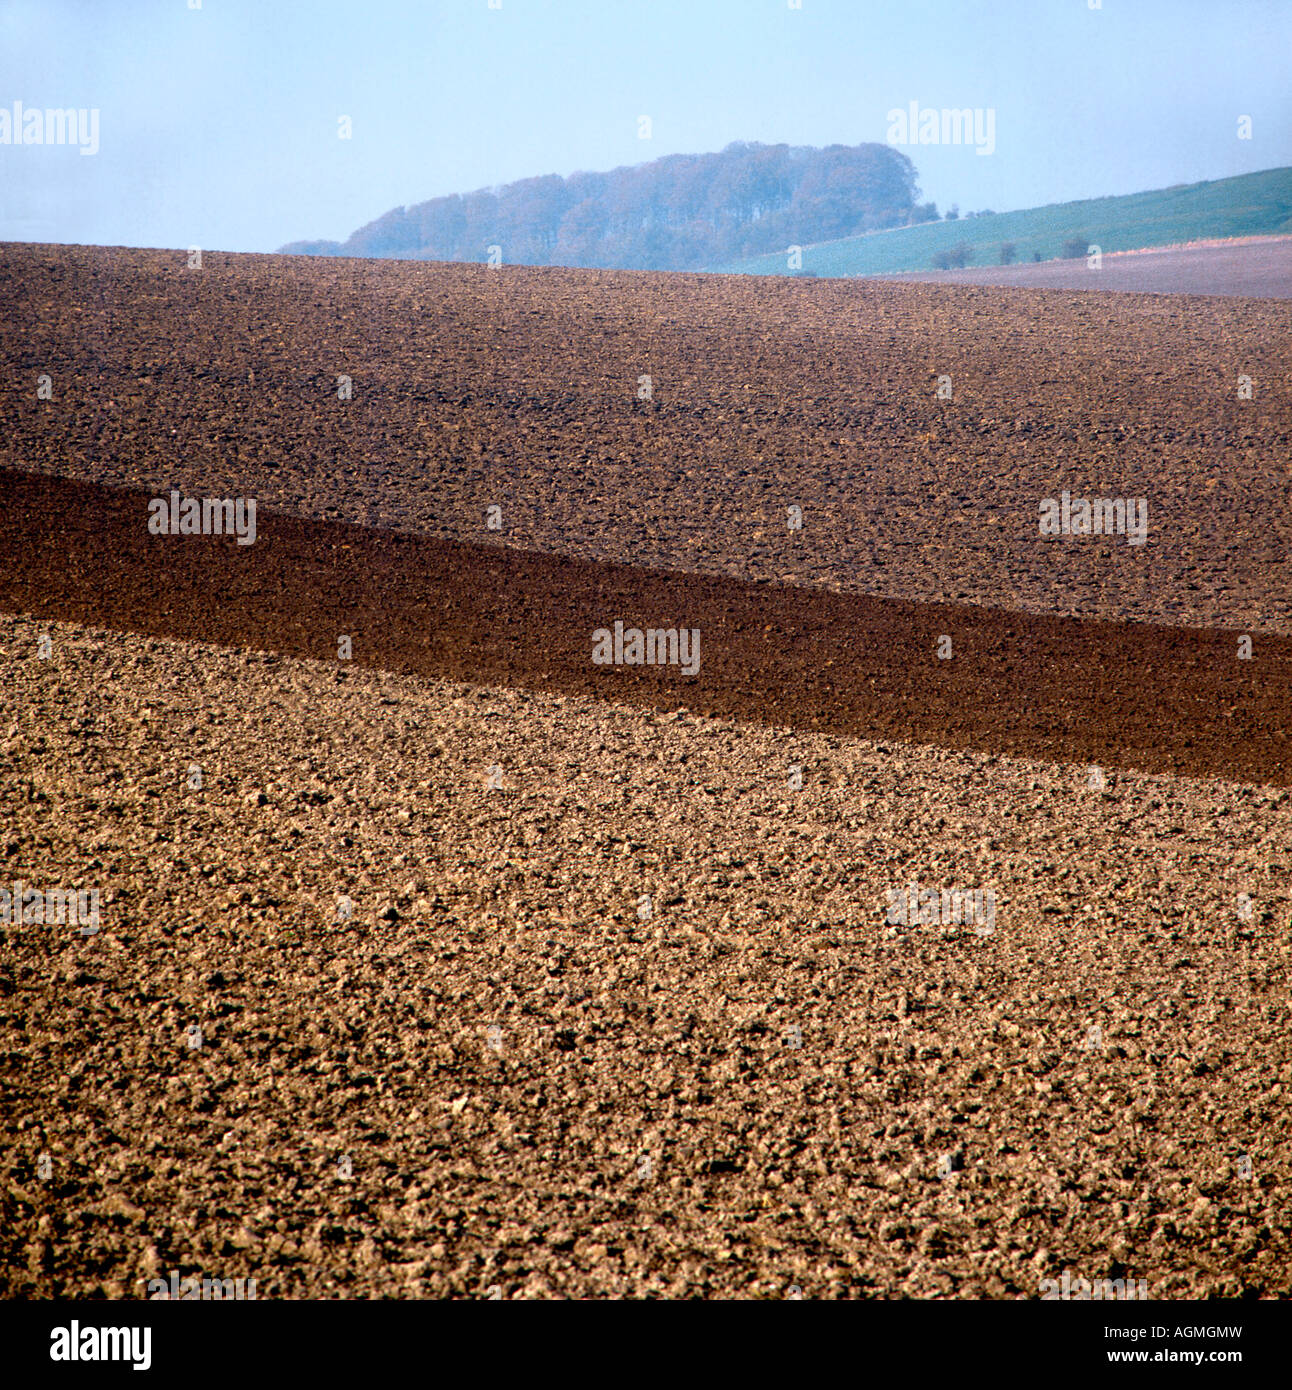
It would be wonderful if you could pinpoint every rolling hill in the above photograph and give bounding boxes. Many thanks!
[711,167,1292,277]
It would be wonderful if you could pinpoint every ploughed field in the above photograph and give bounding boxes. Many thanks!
[1,243,1290,1298]
[2,242,1291,634]
[882,236,1292,300]
[3,615,1290,1299]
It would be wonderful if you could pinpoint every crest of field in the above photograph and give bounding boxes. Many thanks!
[3,466,1289,787]
[3,243,1291,644]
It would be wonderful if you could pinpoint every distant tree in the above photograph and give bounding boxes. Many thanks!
[934,243,974,269]
[944,204,960,220]
[1061,236,1088,259]
[999,241,1017,265]
[553,197,607,264]
[1033,250,1043,261]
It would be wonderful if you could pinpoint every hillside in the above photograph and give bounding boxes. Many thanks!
[278,141,932,271]
[712,167,1292,277]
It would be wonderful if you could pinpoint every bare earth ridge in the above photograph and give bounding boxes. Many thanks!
[2,466,1289,787]
[2,243,1290,634]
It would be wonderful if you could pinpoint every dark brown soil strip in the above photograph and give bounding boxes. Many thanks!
[3,465,1289,784]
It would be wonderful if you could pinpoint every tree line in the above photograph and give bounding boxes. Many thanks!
[281,141,935,270]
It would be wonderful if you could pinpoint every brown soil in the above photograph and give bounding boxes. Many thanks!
[1,243,1289,1301]
[2,613,1290,1300]
[2,466,1290,787]
[2,243,1290,635]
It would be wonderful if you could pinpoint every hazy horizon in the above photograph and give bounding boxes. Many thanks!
[2,0,1290,255]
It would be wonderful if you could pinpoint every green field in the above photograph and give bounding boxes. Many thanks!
[711,167,1292,277]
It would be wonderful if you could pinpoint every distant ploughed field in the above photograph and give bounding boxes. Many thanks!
[2,244,1290,1300]
[883,236,1292,299]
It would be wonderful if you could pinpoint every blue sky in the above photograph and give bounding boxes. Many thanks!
[1,0,1289,252]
